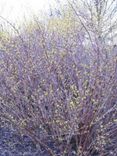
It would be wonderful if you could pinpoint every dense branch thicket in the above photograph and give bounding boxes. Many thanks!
[0,0,117,156]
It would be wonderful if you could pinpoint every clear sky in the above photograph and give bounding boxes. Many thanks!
[0,0,66,25]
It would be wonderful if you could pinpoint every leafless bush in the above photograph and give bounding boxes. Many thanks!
[0,0,117,156]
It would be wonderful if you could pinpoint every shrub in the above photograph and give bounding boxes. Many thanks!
[0,0,117,155]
